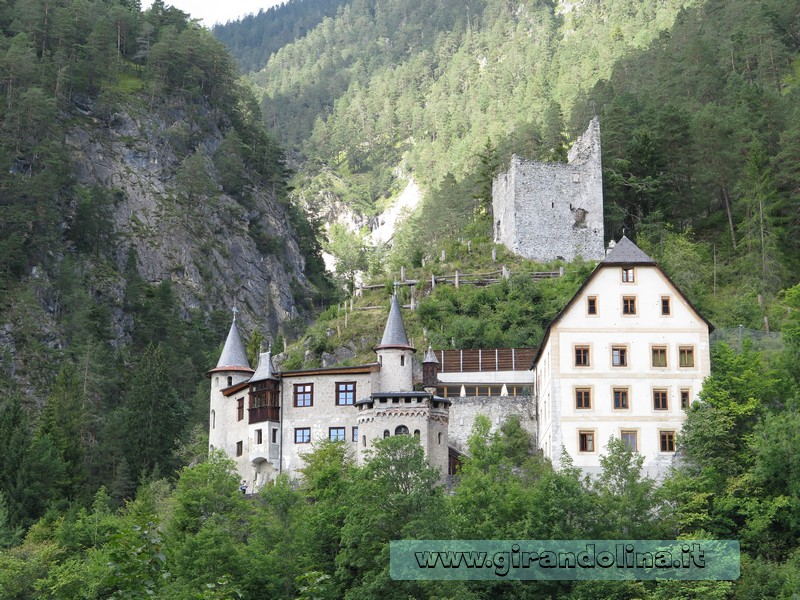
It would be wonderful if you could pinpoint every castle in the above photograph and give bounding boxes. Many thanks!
[208,237,712,488]
[208,121,711,486]
[492,118,605,263]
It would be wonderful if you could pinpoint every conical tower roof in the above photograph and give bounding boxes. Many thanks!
[207,316,253,375]
[423,345,439,364]
[249,350,275,383]
[374,295,415,351]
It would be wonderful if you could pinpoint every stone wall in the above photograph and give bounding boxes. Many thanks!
[492,118,605,263]
[447,395,535,454]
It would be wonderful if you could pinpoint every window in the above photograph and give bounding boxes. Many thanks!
[395,425,409,435]
[661,296,671,315]
[622,296,637,315]
[681,388,691,410]
[294,383,313,407]
[211,410,215,429]
[383,430,390,439]
[336,382,356,405]
[438,432,443,444]
[400,355,405,366]
[611,346,628,367]
[574,345,590,367]
[613,388,629,410]
[329,427,346,442]
[622,267,635,282]
[587,296,598,315]
[679,346,695,368]
[579,431,595,452]
[236,441,243,456]
[271,428,278,444]
[294,428,311,443]
[352,426,359,442]
[227,376,232,387]
[237,398,244,421]
[255,429,262,445]
[653,389,668,411]
[621,430,638,451]
[660,431,676,452]
[414,429,420,436]
[575,388,591,409]
[651,346,667,368]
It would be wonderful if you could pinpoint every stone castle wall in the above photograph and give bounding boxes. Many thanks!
[447,395,535,455]
[492,118,605,263]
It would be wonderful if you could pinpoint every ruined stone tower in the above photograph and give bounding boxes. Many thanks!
[492,118,605,263]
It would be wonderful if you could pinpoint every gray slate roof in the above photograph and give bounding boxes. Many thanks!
[423,346,439,364]
[215,319,251,370]
[602,235,656,264]
[249,351,275,383]
[376,295,413,349]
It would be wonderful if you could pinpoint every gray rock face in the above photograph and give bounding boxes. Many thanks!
[64,102,313,339]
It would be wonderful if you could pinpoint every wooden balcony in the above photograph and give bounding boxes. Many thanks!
[249,405,279,424]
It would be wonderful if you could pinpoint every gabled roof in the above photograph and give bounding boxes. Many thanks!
[374,295,415,352]
[249,350,275,383]
[530,236,714,370]
[207,318,253,376]
[602,236,656,265]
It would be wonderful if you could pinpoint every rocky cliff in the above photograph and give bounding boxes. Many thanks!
[64,98,314,339]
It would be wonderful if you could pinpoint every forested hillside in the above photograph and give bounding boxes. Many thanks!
[0,0,329,531]
[243,0,799,324]
[213,0,348,74]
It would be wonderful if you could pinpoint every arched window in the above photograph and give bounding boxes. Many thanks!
[227,376,233,387]
[211,410,215,429]
[438,432,443,444]
[383,430,390,439]
[414,429,420,437]
[215,376,219,386]
[395,425,409,435]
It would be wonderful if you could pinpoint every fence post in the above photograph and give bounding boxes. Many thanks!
[492,247,497,263]
[441,250,446,262]
[431,273,436,290]
[401,266,406,282]
[410,285,416,310]
[455,271,460,288]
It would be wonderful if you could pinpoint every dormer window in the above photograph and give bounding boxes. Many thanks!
[622,268,635,282]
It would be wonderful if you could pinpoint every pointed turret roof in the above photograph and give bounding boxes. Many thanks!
[602,235,656,265]
[374,295,415,351]
[207,316,253,375]
[249,350,275,383]
[423,346,439,364]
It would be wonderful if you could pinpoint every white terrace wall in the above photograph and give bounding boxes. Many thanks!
[492,118,605,263]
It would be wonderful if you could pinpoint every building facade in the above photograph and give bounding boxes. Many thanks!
[208,296,456,491]
[531,237,713,478]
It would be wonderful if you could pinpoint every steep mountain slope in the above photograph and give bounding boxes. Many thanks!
[0,0,331,516]
[239,0,799,296]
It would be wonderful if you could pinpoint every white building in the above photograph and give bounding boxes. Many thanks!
[531,236,713,478]
[207,296,452,491]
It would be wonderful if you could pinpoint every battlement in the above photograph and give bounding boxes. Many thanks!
[492,118,605,263]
